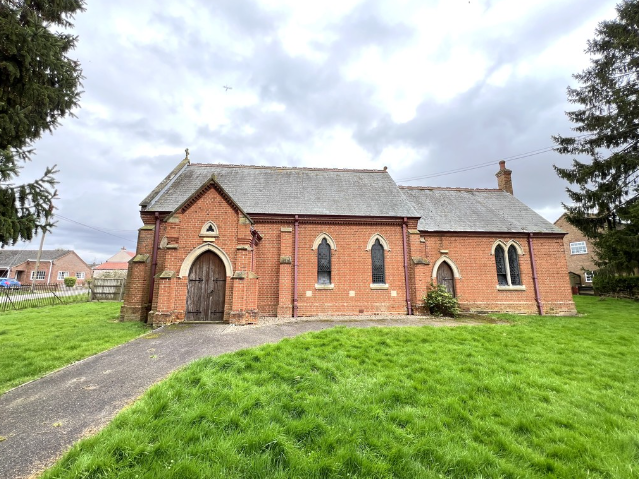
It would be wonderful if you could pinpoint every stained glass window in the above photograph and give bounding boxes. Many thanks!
[371,239,385,284]
[508,245,521,286]
[317,238,331,284]
[495,246,508,286]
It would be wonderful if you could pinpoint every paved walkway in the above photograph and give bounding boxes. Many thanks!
[0,317,472,479]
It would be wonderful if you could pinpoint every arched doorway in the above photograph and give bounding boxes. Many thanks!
[436,261,456,297]
[185,251,226,321]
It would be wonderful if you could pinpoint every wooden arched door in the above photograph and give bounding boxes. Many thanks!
[436,262,456,297]
[185,251,226,321]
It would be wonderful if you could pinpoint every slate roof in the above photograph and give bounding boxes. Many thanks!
[0,250,71,268]
[143,163,420,218]
[400,187,564,234]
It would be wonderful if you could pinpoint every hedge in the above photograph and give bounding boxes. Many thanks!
[592,275,639,298]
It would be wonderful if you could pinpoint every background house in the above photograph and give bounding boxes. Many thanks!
[92,247,135,279]
[554,214,598,286]
[0,250,92,285]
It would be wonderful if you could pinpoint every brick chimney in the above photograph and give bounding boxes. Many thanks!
[495,160,513,195]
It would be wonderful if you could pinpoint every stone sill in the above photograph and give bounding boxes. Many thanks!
[496,285,526,291]
[370,284,389,290]
[315,284,334,290]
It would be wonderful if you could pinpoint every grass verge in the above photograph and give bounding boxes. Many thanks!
[44,296,639,478]
[0,302,148,394]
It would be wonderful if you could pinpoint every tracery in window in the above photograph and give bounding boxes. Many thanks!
[494,241,524,288]
[371,238,385,284]
[317,238,331,285]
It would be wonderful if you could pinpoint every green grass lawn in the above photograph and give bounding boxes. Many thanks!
[0,302,148,394]
[43,297,639,478]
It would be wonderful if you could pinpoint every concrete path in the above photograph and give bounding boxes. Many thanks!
[0,317,470,478]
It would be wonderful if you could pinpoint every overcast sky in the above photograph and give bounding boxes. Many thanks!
[12,0,618,263]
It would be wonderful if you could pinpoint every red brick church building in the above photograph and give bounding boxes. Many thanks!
[121,156,575,326]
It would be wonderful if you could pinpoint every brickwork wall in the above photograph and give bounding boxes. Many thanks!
[122,187,576,323]
[419,233,575,315]
[148,186,242,325]
[121,225,155,321]
[554,215,598,283]
[256,220,412,317]
[13,252,92,286]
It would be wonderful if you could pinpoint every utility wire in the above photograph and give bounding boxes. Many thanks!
[397,127,639,183]
[56,214,137,244]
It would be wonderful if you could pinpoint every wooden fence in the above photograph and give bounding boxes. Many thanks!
[89,278,126,301]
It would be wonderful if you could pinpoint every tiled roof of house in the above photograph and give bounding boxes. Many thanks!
[105,248,135,263]
[142,163,420,218]
[400,187,564,234]
[0,250,71,268]
[93,262,130,271]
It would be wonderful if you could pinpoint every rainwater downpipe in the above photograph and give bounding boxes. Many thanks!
[293,215,299,318]
[402,217,413,315]
[148,212,161,309]
[528,233,544,315]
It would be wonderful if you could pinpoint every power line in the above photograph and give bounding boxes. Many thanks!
[397,127,639,183]
[397,146,555,182]
[56,214,137,244]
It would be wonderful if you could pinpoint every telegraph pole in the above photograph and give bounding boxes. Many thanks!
[31,191,56,293]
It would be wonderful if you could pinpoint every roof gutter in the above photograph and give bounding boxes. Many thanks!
[528,233,544,315]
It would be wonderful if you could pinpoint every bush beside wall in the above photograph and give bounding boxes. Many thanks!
[593,275,639,298]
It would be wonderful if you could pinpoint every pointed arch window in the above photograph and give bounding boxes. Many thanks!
[494,242,524,289]
[507,245,521,286]
[371,238,385,284]
[317,238,331,285]
[495,246,508,286]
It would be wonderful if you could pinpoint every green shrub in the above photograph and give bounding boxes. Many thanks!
[63,276,77,288]
[593,275,639,298]
[424,283,460,317]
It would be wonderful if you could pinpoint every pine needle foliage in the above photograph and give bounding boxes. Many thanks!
[553,0,639,275]
[0,0,85,246]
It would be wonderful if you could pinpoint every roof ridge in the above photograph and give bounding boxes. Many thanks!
[189,163,388,174]
[399,186,504,192]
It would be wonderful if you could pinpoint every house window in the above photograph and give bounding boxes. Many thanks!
[317,238,331,285]
[494,243,524,288]
[76,272,85,279]
[584,271,594,283]
[30,271,46,281]
[570,241,587,255]
[57,271,69,280]
[371,239,385,284]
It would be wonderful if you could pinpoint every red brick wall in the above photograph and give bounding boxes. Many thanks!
[419,233,575,315]
[254,219,411,317]
[122,186,576,324]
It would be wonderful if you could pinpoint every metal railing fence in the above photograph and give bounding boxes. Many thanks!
[0,284,91,312]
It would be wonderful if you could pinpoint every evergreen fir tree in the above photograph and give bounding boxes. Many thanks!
[553,0,639,275]
[0,0,84,247]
